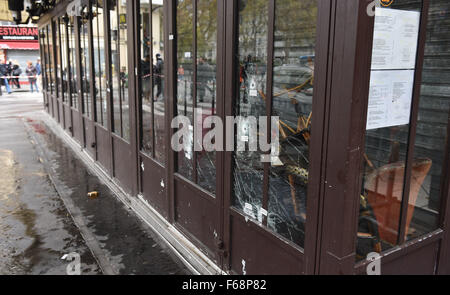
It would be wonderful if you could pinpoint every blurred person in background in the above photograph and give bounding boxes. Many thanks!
[0,59,12,94]
[10,61,22,89]
[154,53,164,100]
[26,61,38,93]
[6,60,13,88]
[36,58,42,92]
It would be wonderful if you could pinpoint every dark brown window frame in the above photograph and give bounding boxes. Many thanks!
[36,0,450,275]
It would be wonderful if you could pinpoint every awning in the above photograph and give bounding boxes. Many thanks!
[0,42,39,50]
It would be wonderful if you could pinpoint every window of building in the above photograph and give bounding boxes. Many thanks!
[139,0,166,164]
[110,0,130,141]
[45,25,54,95]
[232,0,317,248]
[40,28,49,93]
[55,20,62,99]
[48,24,56,94]
[176,0,218,194]
[406,0,450,242]
[93,0,107,128]
[59,16,69,104]
[80,5,92,118]
[356,0,450,260]
[68,15,78,110]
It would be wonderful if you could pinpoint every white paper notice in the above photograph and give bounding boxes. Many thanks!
[371,8,421,70]
[366,70,415,130]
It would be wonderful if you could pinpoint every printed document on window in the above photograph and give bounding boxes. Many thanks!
[366,70,415,130]
[371,8,421,70]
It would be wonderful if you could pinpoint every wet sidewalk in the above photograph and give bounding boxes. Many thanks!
[0,117,100,275]
[0,92,190,275]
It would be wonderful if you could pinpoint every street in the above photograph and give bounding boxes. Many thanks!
[0,91,189,275]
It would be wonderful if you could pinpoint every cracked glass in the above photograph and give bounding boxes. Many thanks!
[176,0,218,195]
[232,0,317,249]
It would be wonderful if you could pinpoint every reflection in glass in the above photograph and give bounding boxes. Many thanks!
[55,20,62,98]
[140,0,166,164]
[69,15,78,109]
[48,25,55,94]
[406,0,450,241]
[93,0,107,128]
[356,1,422,261]
[141,18,154,157]
[81,6,92,118]
[111,0,130,141]
[154,4,166,163]
[38,29,45,95]
[232,0,268,215]
[358,125,410,258]
[175,0,218,194]
[267,0,317,248]
[42,28,50,92]
[196,0,217,193]
[176,0,194,181]
[59,17,69,104]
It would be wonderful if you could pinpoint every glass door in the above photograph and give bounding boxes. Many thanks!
[91,0,112,171]
[173,0,223,264]
[57,15,73,135]
[355,0,450,274]
[67,12,85,145]
[108,0,137,192]
[80,3,97,156]
[137,0,169,216]
[225,0,325,275]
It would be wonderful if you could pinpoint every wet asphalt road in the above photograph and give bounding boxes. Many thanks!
[0,92,190,275]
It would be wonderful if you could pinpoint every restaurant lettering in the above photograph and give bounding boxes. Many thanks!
[0,27,38,41]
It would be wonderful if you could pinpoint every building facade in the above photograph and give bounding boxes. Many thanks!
[37,0,450,275]
[0,26,40,78]
[0,2,40,77]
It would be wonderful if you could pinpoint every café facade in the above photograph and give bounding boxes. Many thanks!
[37,0,450,274]
[0,25,40,79]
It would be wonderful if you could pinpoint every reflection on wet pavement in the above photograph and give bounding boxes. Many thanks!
[26,119,189,275]
[0,92,189,275]
[0,119,100,275]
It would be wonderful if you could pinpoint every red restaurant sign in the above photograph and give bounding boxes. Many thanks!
[0,26,39,41]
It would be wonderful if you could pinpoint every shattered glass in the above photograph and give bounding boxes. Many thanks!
[233,0,317,249]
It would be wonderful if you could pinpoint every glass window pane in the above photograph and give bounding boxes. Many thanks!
[48,25,55,94]
[140,0,166,165]
[406,0,450,241]
[232,0,268,217]
[42,28,50,92]
[81,6,92,118]
[357,1,422,261]
[60,17,69,104]
[111,0,130,141]
[154,3,166,164]
[176,0,194,180]
[69,15,79,110]
[267,0,317,248]
[196,0,217,193]
[140,4,154,156]
[93,0,107,128]
[39,29,48,109]
[55,21,62,98]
